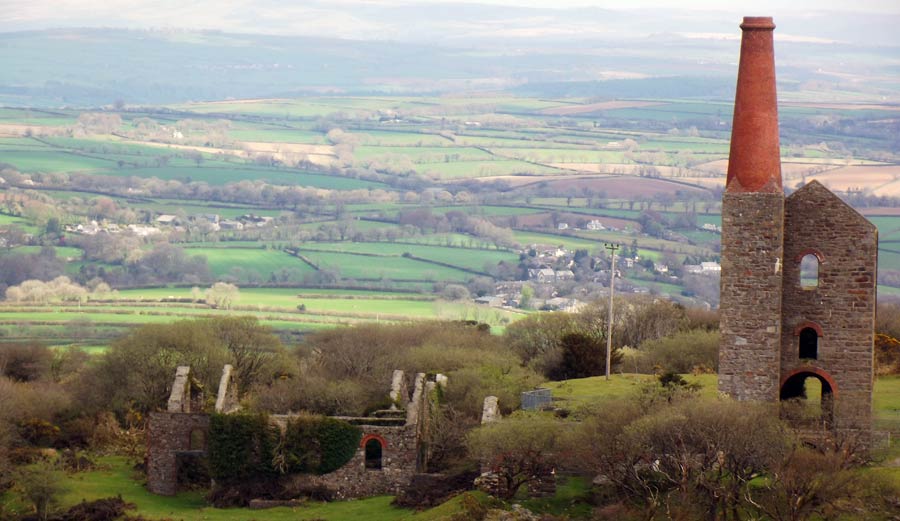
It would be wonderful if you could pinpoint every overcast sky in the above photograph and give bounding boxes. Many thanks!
[2,0,899,40]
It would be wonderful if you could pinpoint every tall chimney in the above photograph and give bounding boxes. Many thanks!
[726,16,782,193]
[718,16,784,404]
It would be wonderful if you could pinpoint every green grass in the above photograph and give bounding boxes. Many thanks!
[3,454,495,520]
[416,160,562,179]
[2,245,82,259]
[1,150,115,172]
[297,249,473,282]
[511,230,603,251]
[543,373,719,407]
[182,247,317,279]
[100,166,381,189]
[0,456,414,521]
[300,242,518,272]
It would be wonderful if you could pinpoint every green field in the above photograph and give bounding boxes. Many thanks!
[182,247,316,279]
[297,249,474,282]
[299,242,518,272]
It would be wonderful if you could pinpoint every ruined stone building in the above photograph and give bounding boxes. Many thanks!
[718,17,877,436]
[147,365,441,498]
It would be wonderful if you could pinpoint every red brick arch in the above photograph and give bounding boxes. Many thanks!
[360,433,387,449]
[795,248,825,263]
[780,367,838,399]
[793,321,823,337]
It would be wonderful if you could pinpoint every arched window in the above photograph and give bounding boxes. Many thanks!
[799,327,818,360]
[800,254,819,288]
[364,438,383,470]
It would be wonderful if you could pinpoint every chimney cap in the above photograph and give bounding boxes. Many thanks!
[740,17,775,30]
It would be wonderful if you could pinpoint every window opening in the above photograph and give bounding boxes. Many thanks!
[800,254,819,288]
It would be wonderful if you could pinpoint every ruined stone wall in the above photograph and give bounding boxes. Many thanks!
[310,424,417,499]
[719,191,785,402]
[781,181,877,431]
[146,412,210,496]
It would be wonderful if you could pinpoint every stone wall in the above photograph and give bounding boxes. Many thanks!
[146,412,210,495]
[719,191,785,401]
[781,181,877,432]
[310,424,418,499]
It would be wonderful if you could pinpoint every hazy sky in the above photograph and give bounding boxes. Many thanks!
[2,0,899,39]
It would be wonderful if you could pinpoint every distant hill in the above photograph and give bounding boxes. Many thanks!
[1,6,898,108]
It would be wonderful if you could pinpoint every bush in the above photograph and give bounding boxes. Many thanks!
[280,414,360,475]
[0,343,52,382]
[392,469,479,508]
[207,413,277,484]
[57,496,134,521]
[634,329,719,374]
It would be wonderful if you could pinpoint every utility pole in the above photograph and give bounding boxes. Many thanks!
[604,243,619,381]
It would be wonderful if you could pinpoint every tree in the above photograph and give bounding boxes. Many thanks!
[518,284,534,310]
[206,282,239,309]
[87,320,229,414]
[15,461,64,521]
[551,332,610,380]
[209,316,283,396]
[467,413,564,499]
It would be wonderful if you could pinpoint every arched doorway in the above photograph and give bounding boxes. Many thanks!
[780,370,836,428]
[364,438,383,470]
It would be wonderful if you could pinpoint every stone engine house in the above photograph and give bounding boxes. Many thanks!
[718,17,878,435]
[147,365,440,498]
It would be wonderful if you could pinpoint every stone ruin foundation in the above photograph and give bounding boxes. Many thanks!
[146,366,447,499]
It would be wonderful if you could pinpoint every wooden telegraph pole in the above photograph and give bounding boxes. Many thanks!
[604,243,619,381]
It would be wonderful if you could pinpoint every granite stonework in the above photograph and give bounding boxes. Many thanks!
[718,15,877,440]
[146,412,210,496]
[146,368,434,498]
[780,181,877,431]
[718,191,785,402]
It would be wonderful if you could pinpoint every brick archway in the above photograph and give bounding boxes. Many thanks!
[794,248,825,264]
[360,433,387,449]
[793,321,823,338]
[780,367,838,398]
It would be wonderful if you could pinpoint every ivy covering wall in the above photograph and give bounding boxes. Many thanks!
[208,413,361,482]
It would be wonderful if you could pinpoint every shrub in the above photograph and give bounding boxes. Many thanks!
[635,329,719,374]
[392,469,479,508]
[280,414,360,475]
[207,414,277,484]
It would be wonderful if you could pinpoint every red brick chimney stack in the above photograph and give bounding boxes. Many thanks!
[725,16,782,193]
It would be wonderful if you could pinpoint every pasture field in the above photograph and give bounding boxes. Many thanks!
[511,230,605,252]
[511,230,662,260]
[354,145,494,162]
[359,130,453,147]
[296,249,473,282]
[298,242,518,272]
[418,159,562,179]
[229,127,326,144]
[1,149,116,173]
[130,202,284,219]
[427,205,542,217]
[0,213,33,227]
[111,166,380,189]
[115,287,425,304]
[491,148,629,164]
[3,245,83,259]
[181,247,316,279]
